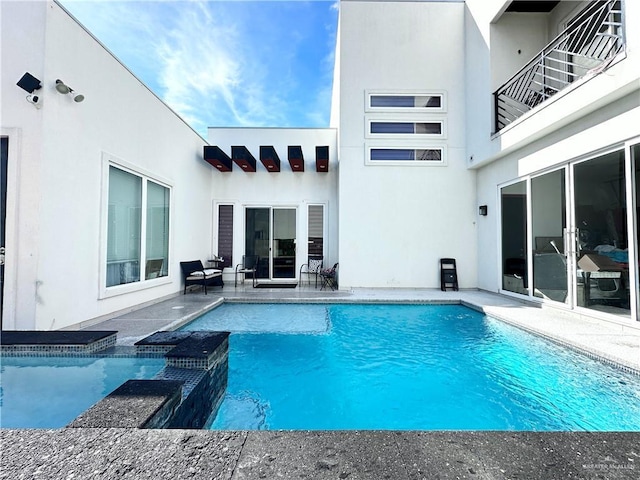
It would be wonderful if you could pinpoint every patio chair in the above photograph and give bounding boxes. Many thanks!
[440,258,458,291]
[320,263,338,290]
[235,255,259,287]
[299,255,323,288]
[180,260,223,294]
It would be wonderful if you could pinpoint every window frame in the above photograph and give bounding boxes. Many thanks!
[99,153,173,299]
[365,117,447,140]
[365,144,447,167]
[365,90,447,113]
[215,203,234,269]
[307,204,325,257]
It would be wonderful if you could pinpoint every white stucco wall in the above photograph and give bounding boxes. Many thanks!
[207,127,339,281]
[490,13,549,91]
[1,1,48,329]
[1,2,211,329]
[339,0,477,289]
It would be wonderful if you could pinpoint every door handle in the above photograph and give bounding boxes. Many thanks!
[0,246,5,266]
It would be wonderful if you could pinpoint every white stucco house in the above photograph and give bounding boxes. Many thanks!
[1,0,638,331]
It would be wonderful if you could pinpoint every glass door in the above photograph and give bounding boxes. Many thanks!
[630,143,639,318]
[500,181,528,296]
[272,208,296,279]
[1,137,7,324]
[245,208,270,280]
[500,146,638,321]
[572,151,631,318]
[531,168,570,304]
[245,207,297,280]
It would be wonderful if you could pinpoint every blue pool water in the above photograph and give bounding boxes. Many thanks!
[0,356,165,428]
[182,303,640,431]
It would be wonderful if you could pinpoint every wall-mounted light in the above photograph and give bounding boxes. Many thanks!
[55,79,84,103]
[17,72,43,108]
[479,205,488,216]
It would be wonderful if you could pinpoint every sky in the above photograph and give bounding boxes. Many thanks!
[59,0,339,136]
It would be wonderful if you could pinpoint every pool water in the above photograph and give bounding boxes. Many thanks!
[182,303,640,431]
[0,356,165,428]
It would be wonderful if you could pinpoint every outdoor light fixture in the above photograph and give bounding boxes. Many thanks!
[55,79,85,103]
[479,205,488,216]
[17,72,43,108]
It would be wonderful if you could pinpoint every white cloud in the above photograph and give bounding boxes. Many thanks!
[154,2,242,129]
[151,1,302,131]
[61,0,337,134]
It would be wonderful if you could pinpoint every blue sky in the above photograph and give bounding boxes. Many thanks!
[60,1,339,136]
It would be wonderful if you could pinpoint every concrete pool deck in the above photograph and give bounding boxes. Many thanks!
[3,287,640,479]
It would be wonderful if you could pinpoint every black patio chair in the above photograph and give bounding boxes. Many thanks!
[180,260,223,294]
[320,263,338,291]
[235,255,259,287]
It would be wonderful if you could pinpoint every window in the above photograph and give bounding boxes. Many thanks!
[365,91,447,167]
[370,122,442,135]
[368,147,445,164]
[217,204,233,268]
[366,92,446,112]
[145,181,170,280]
[106,165,170,287]
[308,205,324,256]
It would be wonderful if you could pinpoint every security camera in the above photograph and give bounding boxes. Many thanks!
[26,94,42,108]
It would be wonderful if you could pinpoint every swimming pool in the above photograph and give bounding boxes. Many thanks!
[182,303,640,431]
[0,356,165,428]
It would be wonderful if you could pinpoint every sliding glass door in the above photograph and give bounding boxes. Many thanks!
[245,208,270,279]
[245,207,296,281]
[573,151,631,318]
[501,181,528,295]
[632,144,640,317]
[531,169,569,305]
[500,146,638,321]
[272,209,296,279]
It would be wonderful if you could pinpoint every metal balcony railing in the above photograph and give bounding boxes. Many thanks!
[494,0,624,132]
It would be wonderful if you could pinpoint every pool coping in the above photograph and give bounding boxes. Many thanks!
[0,330,118,355]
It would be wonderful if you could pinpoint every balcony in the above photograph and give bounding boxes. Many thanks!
[494,1,624,132]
